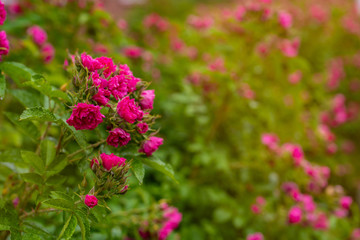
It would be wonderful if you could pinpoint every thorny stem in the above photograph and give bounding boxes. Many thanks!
[35,122,52,155]
[68,139,106,161]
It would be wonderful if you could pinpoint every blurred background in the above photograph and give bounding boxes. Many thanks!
[1,0,360,239]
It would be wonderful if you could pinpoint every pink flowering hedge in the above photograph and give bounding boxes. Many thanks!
[1,0,360,239]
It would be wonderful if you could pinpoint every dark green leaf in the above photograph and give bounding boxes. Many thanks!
[21,173,43,185]
[4,112,40,141]
[0,61,34,85]
[10,89,42,108]
[42,199,74,212]
[60,119,87,149]
[131,160,145,185]
[41,139,56,166]
[75,210,90,240]
[21,151,45,173]
[50,191,74,202]
[0,149,23,163]
[20,107,57,122]
[46,175,66,186]
[141,156,177,183]
[57,214,77,240]
[47,154,68,176]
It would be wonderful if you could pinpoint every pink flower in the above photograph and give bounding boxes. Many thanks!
[288,206,302,224]
[27,26,47,46]
[107,128,131,148]
[301,195,316,213]
[187,15,213,30]
[12,197,19,207]
[92,88,111,106]
[81,53,104,72]
[292,145,304,165]
[279,38,300,58]
[117,96,143,123]
[137,122,149,134]
[117,19,128,30]
[235,6,246,21]
[140,90,155,110]
[251,204,261,214]
[93,44,108,54]
[351,229,360,240]
[312,213,328,230]
[96,56,116,78]
[90,158,99,169]
[139,136,163,156]
[66,103,105,130]
[340,196,353,210]
[334,208,348,218]
[108,75,128,100]
[246,233,264,240]
[261,133,278,150]
[41,43,55,64]
[310,5,328,23]
[100,153,126,171]
[8,3,23,15]
[143,13,169,31]
[123,46,142,59]
[158,207,182,240]
[278,11,292,29]
[288,70,302,84]
[0,1,6,25]
[0,31,9,57]
[84,195,98,208]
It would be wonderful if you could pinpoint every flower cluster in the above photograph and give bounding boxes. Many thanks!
[67,53,163,156]
[139,202,182,240]
[27,25,55,63]
[0,0,9,60]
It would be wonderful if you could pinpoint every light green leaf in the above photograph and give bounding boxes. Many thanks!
[42,199,74,212]
[20,107,57,122]
[0,73,5,99]
[21,173,43,185]
[60,119,87,149]
[57,214,77,240]
[75,210,91,240]
[141,156,177,183]
[21,151,45,173]
[41,139,56,166]
[0,61,34,85]
[47,154,68,176]
[0,149,23,163]
[131,160,145,185]
[50,191,73,202]
[10,89,42,108]
[45,175,66,186]
[4,112,40,141]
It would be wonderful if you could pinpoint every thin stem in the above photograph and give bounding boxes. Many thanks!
[20,208,60,220]
[68,139,106,161]
[36,122,52,155]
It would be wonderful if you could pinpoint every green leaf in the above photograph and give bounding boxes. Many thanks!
[21,151,45,173]
[0,73,5,99]
[0,61,34,85]
[0,202,20,236]
[141,156,177,183]
[47,154,68,176]
[42,199,74,212]
[22,222,52,238]
[57,214,77,240]
[22,233,42,240]
[41,139,56,166]
[20,107,57,122]
[131,160,145,185]
[0,149,23,163]
[75,210,91,240]
[46,175,67,186]
[21,173,43,185]
[4,112,40,141]
[50,191,74,202]
[10,89,42,108]
[60,119,87,149]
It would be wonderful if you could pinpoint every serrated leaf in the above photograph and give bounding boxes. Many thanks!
[0,61,34,85]
[21,151,45,173]
[50,191,74,202]
[4,112,40,141]
[21,173,43,185]
[141,156,177,183]
[47,154,68,176]
[41,139,56,166]
[22,233,42,240]
[75,210,91,240]
[57,214,77,240]
[42,199,74,212]
[22,222,52,238]
[0,73,5,99]
[131,160,145,185]
[0,202,20,236]
[0,149,23,163]
[60,119,87,149]
[46,175,66,186]
[10,89,42,108]
[20,107,57,122]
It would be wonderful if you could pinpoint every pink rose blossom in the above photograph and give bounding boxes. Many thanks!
[0,1,6,25]
[117,96,143,123]
[27,26,47,46]
[143,13,169,31]
[117,19,128,30]
[100,153,126,171]
[334,208,348,218]
[137,122,149,134]
[261,133,278,150]
[96,56,116,78]
[107,128,131,148]
[108,75,128,100]
[351,229,360,240]
[187,15,213,30]
[288,206,302,224]
[288,70,302,84]
[246,233,264,240]
[41,43,55,64]
[279,38,300,58]
[81,53,104,72]
[312,213,328,230]
[251,204,261,214]
[8,3,23,15]
[92,88,111,106]
[140,90,155,110]
[66,103,105,130]
[235,6,246,21]
[123,46,142,59]
[90,158,99,169]
[0,31,9,57]
[310,5,328,23]
[340,196,353,210]
[84,194,98,208]
[139,136,163,156]
[278,11,292,29]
